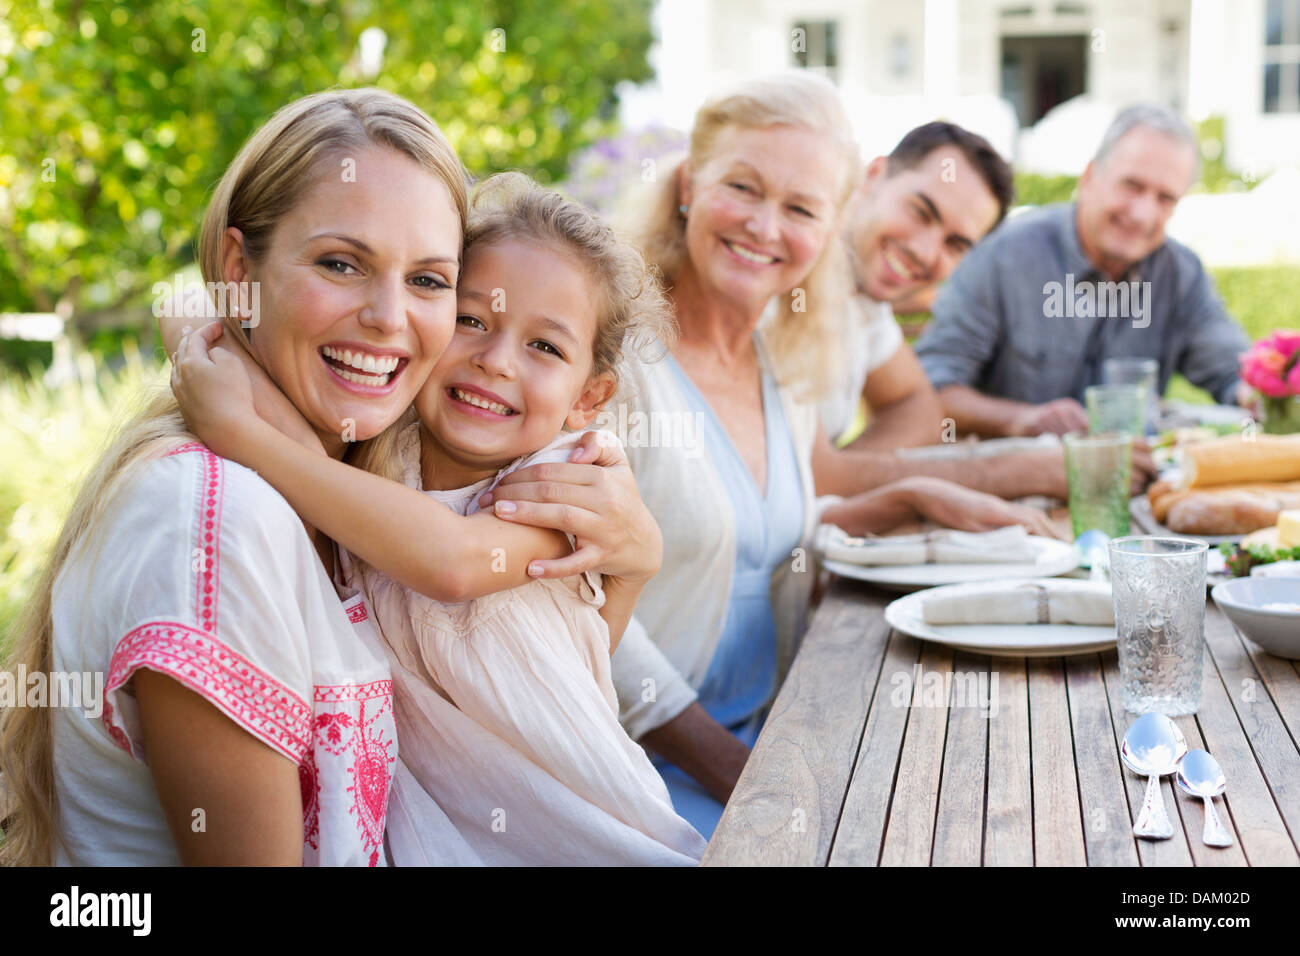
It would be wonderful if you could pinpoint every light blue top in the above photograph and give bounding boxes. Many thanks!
[653,344,806,838]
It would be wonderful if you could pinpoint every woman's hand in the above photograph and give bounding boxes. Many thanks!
[825,475,1064,539]
[477,431,664,583]
[901,476,1065,539]
[171,322,325,458]
[171,323,260,459]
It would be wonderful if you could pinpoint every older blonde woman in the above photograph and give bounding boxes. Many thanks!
[486,73,1057,837]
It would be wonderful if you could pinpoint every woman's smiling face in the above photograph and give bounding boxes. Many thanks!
[415,237,611,485]
[678,123,843,313]
[233,146,462,455]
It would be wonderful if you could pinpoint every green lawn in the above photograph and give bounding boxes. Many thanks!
[1166,266,1300,404]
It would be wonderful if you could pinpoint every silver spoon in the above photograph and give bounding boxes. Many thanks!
[1121,713,1187,839]
[1177,749,1233,847]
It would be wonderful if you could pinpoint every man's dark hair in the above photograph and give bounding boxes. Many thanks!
[886,121,1016,226]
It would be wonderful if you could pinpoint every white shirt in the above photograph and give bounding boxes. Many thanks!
[49,442,397,866]
[604,336,822,741]
[817,296,904,443]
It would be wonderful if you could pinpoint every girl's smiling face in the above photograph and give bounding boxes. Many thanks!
[414,238,615,489]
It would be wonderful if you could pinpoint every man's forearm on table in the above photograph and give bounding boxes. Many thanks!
[639,702,750,806]
[937,384,1030,438]
[845,391,947,452]
[814,443,1063,501]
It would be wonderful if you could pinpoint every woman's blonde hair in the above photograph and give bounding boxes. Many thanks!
[625,72,861,401]
[0,88,467,865]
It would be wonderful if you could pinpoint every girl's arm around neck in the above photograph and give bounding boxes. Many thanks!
[233,417,569,602]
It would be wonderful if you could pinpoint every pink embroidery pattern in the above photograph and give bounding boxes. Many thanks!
[99,699,132,755]
[106,622,312,763]
[313,680,394,868]
[195,449,222,634]
[346,601,369,624]
[164,441,207,457]
[299,749,321,852]
[161,441,224,634]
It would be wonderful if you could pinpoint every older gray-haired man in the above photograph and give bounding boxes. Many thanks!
[915,104,1251,439]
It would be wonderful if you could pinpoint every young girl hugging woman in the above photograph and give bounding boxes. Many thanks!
[170,172,707,865]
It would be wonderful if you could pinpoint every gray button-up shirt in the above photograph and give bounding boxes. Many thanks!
[915,202,1249,405]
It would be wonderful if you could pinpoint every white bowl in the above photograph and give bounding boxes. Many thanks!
[1211,578,1300,659]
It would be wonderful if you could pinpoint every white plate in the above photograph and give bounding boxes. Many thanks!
[822,536,1078,592]
[884,580,1117,657]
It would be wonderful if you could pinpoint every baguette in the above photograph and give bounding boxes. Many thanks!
[1184,435,1300,488]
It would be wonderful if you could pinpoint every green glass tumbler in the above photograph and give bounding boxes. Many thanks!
[1063,431,1133,540]
[1086,383,1146,437]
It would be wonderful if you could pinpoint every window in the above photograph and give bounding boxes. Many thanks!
[1264,0,1300,113]
[792,20,839,83]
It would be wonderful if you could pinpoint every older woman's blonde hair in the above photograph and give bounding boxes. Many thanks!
[0,88,467,866]
[625,71,861,401]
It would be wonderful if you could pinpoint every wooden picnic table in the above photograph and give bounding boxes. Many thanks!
[701,501,1300,866]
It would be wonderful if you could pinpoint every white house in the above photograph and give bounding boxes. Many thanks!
[622,0,1300,177]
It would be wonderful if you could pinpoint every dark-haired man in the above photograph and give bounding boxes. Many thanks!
[819,121,1014,451]
[812,122,1089,503]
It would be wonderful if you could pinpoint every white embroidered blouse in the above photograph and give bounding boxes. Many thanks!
[48,442,397,866]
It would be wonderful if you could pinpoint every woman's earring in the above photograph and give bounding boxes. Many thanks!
[679,203,689,218]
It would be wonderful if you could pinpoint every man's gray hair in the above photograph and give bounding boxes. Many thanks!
[1093,104,1200,178]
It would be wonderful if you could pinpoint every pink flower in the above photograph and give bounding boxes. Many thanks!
[1268,329,1300,360]
[1242,333,1300,397]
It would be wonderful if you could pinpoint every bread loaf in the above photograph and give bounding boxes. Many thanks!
[1165,487,1300,535]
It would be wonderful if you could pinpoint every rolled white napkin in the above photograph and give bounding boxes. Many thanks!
[895,434,1061,460]
[1251,561,1300,579]
[815,523,1039,567]
[921,581,1114,626]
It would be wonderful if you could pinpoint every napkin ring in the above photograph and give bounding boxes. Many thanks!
[924,530,940,564]
[1018,582,1051,624]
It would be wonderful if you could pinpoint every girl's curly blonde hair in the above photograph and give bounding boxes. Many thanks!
[466,171,677,391]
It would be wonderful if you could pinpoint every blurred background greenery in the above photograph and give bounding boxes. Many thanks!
[0,0,655,646]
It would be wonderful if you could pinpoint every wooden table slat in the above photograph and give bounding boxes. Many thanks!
[982,659,1034,866]
[930,651,992,866]
[827,626,924,866]
[1028,658,1088,865]
[1063,654,1141,866]
[879,642,955,866]
[701,586,892,866]
[1200,609,1300,859]
[1193,615,1300,866]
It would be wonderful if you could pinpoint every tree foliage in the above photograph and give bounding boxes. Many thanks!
[0,0,654,332]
